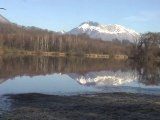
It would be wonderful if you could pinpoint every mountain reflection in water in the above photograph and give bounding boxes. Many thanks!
[69,70,138,86]
[0,55,160,95]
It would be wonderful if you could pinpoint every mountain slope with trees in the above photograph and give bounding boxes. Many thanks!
[0,15,133,56]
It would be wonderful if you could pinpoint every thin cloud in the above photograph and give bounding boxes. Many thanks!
[142,11,160,20]
[123,16,147,22]
[123,11,160,22]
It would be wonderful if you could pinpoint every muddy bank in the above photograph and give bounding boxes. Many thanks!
[1,93,160,120]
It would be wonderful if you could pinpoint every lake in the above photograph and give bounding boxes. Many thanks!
[0,55,160,96]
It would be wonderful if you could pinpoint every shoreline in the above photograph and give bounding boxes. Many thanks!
[0,48,128,60]
[1,92,160,120]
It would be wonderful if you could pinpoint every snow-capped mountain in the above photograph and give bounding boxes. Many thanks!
[69,21,140,42]
[0,14,10,24]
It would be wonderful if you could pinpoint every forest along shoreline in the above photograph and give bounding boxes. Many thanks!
[1,32,160,62]
[0,47,128,60]
[1,93,160,120]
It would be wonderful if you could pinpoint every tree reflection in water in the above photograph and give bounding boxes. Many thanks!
[0,55,130,83]
[135,60,160,85]
[0,55,160,86]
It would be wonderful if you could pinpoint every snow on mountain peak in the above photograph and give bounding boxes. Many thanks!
[69,21,140,42]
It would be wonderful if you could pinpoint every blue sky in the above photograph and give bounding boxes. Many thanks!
[0,0,160,33]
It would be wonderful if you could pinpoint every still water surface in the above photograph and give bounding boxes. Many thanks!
[0,55,160,95]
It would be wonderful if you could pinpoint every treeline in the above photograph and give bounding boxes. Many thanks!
[0,22,133,55]
[135,32,160,62]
